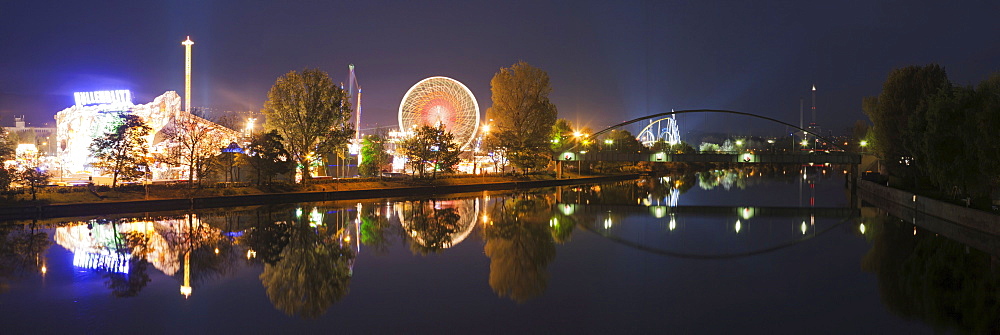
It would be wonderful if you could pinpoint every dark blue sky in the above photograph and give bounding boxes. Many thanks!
[2,0,998,136]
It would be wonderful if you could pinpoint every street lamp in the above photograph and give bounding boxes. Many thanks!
[245,117,256,137]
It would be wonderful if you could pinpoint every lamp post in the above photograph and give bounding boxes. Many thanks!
[480,122,491,175]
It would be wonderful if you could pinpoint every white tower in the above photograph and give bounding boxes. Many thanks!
[182,36,194,113]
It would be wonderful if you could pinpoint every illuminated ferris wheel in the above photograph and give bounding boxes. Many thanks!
[398,76,480,150]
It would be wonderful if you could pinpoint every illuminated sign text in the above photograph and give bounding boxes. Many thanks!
[74,90,133,108]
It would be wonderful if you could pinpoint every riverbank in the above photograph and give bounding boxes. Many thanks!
[858,180,1000,235]
[0,174,639,220]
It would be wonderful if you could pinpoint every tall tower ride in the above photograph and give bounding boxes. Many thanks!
[182,36,194,113]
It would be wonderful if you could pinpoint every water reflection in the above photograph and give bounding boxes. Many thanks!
[0,222,50,293]
[4,169,999,330]
[259,211,354,319]
[396,199,477,254]
[483,194,558,303]
[860,214,1000,333]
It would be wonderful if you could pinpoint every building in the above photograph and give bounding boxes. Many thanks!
[54,90,240,180]
[8,116,56,155]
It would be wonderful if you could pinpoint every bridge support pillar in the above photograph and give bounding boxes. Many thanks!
[850,164,859,208]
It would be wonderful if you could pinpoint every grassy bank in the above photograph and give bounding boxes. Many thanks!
[0,173,570,207]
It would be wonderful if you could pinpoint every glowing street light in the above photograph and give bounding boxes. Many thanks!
[800,139,809,147]
[245,117,257,136]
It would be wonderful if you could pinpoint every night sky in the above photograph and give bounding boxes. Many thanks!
[2,0,998,136]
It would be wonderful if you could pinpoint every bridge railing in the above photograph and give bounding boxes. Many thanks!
[558,151,861,164]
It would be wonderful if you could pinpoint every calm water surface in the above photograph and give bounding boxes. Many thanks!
[1,168,996,334]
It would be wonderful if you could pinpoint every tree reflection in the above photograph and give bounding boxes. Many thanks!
[104,231,152,297]
[483,195,556,303]
[549,213,576,244]
[359,205,394,255]
[259,215,355,319]
[400,200,462,255]
[564,174,696,206]
[242,208,291,265]
[861,217,1000,333]
[0,222,51,294]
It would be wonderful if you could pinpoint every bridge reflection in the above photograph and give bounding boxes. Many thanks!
[557,203,858,219]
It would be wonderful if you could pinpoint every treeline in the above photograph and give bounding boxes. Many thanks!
[863,64,1000,204]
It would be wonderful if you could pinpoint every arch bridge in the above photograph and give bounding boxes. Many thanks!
[554,109,863,194]
[558,109,860,165]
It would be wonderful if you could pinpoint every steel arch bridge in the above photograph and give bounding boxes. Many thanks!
[596,109,837,146]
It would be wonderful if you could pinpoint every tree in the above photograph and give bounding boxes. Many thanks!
[863,64,951,180]
[158,115,230,185]
[651,140,694,154]
[485,62,558,174]
[971,73,1000,199]
[599,129,646,154]
[242,130,294,186]
[262,68,354,183]
[90,114,151,188]
[399,124,461,179]
[358,134,391,178]
[15,167,50,201]
[916,85,978,197]
[549,118,575,153]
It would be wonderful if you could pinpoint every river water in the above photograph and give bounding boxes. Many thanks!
[1,168,996,333]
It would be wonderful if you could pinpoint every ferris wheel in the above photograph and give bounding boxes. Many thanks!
[398,76,480,150]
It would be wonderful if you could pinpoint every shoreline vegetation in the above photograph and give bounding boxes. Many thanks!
[0,173,639,221]
[2,173,548,206]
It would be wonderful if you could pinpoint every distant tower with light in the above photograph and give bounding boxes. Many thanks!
[182,36,194,113]
[811,84,817,126]
[346,64,363,155]
[349,64,362,142]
